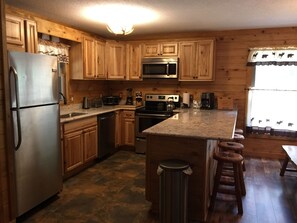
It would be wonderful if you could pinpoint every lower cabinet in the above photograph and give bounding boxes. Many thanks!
[121,110,135,146]
[62,116,98,177]
[115,110,122,148]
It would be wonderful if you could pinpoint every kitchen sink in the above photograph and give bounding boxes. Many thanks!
[60,112,87,119]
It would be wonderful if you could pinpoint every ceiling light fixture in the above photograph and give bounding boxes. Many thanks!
[106,23,134,35]
[83,3,159,36]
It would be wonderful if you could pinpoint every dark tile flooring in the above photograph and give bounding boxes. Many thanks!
[17,151,297,223]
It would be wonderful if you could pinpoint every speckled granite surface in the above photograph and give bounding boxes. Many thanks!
[143,109,237,140]
[60,104,140,123]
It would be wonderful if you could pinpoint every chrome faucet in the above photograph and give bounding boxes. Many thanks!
[59,92,67,105]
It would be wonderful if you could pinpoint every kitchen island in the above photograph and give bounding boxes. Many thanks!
[144,109,237,222]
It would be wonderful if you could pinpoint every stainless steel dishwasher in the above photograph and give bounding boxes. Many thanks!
[97,112,115,159]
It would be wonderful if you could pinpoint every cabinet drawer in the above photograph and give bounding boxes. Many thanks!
[64,116,97,134]
[122,110,135,119]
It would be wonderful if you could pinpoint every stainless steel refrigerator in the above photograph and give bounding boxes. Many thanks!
[8,51,62,217]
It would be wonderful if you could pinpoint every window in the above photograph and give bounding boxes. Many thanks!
[246,65,297,137]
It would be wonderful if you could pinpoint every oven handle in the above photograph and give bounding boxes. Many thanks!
[136,113,172,118]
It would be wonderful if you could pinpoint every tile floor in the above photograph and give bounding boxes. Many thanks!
[17,150,297,223]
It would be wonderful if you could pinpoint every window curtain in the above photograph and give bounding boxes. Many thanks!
[247,47,297,66]
[38,39,70,63]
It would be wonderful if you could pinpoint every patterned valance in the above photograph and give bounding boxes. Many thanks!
[38,39,70,63]
[247,47,297,66]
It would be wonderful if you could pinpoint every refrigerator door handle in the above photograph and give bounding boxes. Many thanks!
[10,66,22,151]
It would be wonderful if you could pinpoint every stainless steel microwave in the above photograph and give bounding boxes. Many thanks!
[142,57,178,79]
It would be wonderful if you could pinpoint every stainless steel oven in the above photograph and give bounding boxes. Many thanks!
[135,94,180,153]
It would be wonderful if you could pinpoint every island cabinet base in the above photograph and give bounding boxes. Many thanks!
[145,134,218,222]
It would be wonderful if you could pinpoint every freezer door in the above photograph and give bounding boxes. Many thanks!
[9,51,58,108]
[13,104,62,216]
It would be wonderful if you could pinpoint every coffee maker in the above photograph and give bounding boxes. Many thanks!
[200,92,215,109]
[126,88,133,105]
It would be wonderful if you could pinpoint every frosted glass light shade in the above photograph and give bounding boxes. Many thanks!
[106,23,134,35]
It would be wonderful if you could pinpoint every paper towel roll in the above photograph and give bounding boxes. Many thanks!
[183,92,190,107]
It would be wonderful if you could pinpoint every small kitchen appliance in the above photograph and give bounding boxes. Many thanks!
[102,96,120,105]
[126,88,133,105]
[82,96,89,109]
[200,92,215,109]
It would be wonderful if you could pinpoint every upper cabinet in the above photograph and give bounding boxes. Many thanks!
[71,36,106,80]
[179,39,215,81]
[83,36,106,79]
[143,42,178,57]
[95,40,106,79]
[126,43,142,80]
[6,14,38,53]
[83,36,96,79]
[106,41,126,80]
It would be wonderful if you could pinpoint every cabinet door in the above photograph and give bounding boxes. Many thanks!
[83,37,96,78]
[179,42,197,80]
[115,111,122,148]
[83,125,98,162]
[64,130,84,173]
[143,43,159,57]
[160,43,178,56]
[6,14,25,51]
[95,40,106,79]
[107,42,126,80]
[196,40,214,81]
[122,118,135,146]
[127,43,142,80]
[24,20,38,53]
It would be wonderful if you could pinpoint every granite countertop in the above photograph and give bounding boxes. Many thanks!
[60,104,140,123]
[143,109,237,140]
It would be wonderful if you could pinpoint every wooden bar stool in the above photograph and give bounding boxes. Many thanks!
[219,141,246,171]
[210,151,245,215]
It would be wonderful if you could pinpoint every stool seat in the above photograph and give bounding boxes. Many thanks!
[214,151,243,163]
[235,128,243,134]
[219,141,245,171]
[219,141,244,152]
[234,133,245,141]
[210,151,246,215]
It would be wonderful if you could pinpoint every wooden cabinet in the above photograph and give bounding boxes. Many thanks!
[95,40,106,79]
[106,41,126,80]
[64,129,84,172]
[63,117,98,175]
[143,42,178,57]
[6,14,38,53]
[121,110,135,146]
[6,14,25,51]
[82,37,106,79]
[179,40,215,81]
[83,36,96,78]
[115,110,122,148]
[24,20,38,53]
[126,43,142,80]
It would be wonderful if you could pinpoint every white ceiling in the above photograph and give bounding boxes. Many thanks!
[5,0,297,39]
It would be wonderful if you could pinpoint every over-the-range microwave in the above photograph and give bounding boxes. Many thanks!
[142,57,178,79]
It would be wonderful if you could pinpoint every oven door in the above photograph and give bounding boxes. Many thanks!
[135,113,170,154]
[135,113,170,138]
